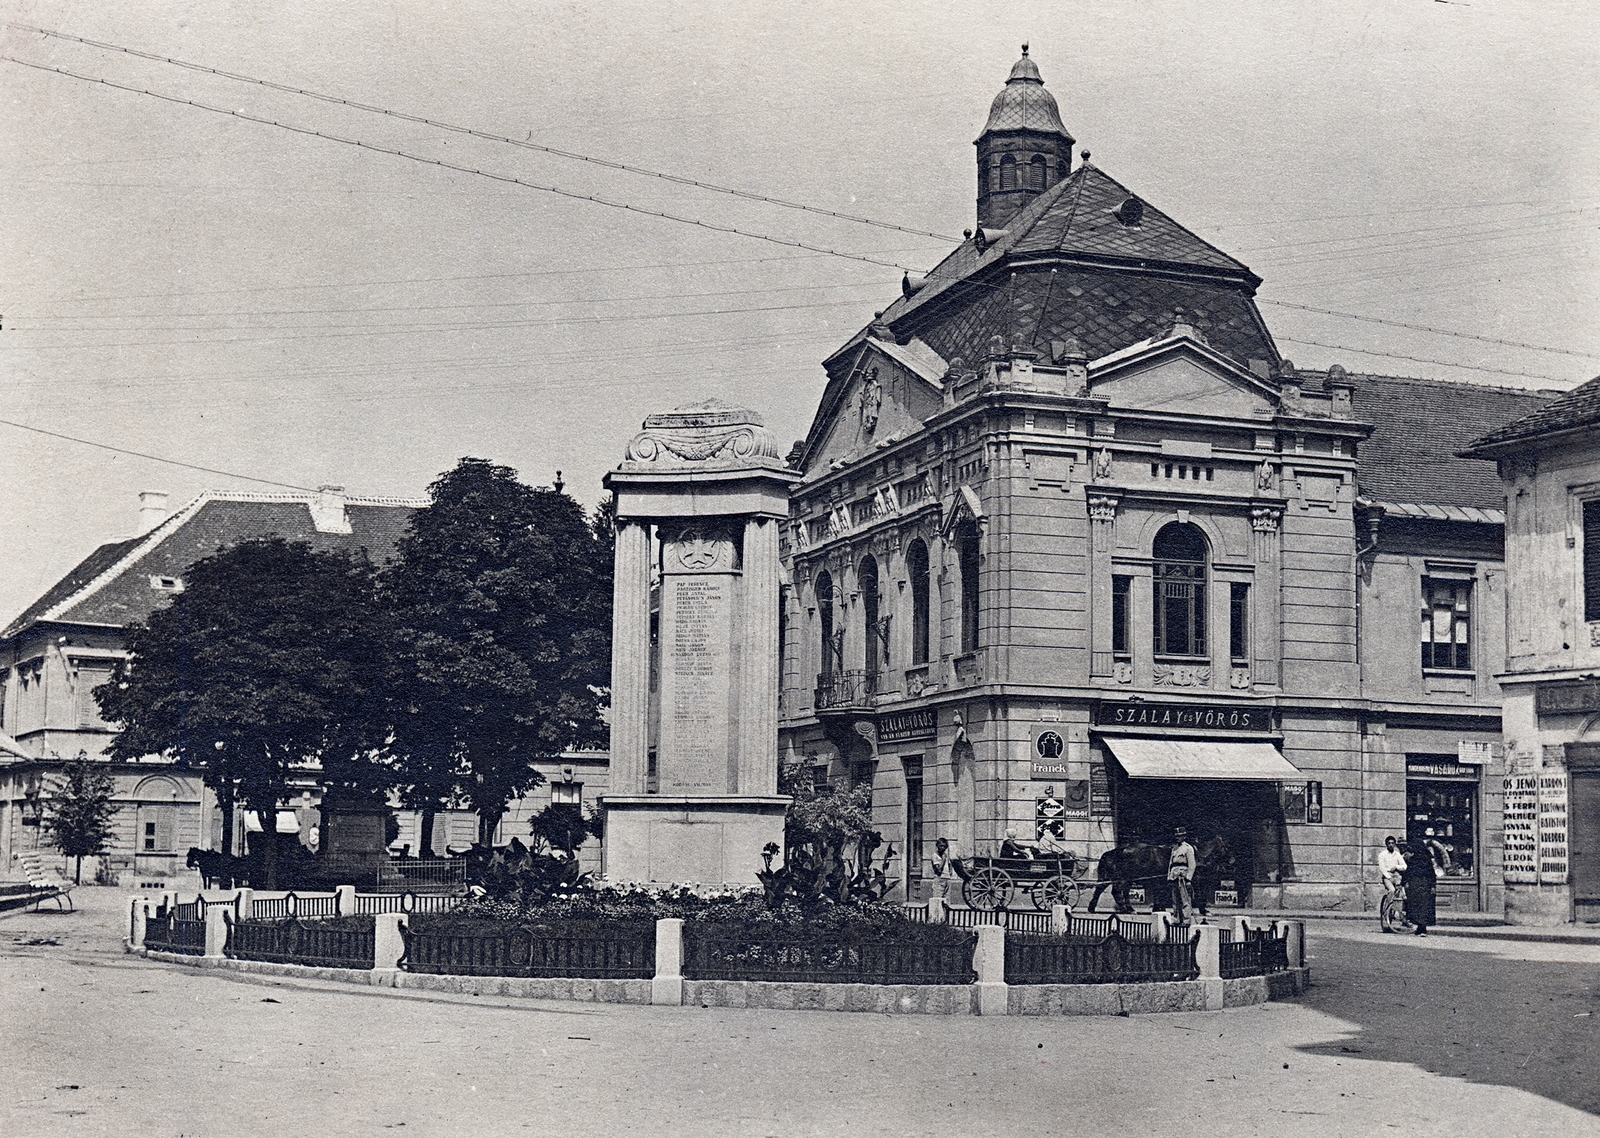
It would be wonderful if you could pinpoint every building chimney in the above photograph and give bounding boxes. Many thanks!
[137,490,170,536]
[310,485,352,535]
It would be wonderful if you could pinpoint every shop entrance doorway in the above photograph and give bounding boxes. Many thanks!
[1111,772,1285,905]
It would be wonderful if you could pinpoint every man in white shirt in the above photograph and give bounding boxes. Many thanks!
[1377,835,1408,932]
[1167,827,1197,923]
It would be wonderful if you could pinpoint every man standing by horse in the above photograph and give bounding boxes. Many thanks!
[1167,826,1197,923]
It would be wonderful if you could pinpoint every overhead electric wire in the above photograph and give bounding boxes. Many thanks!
[1274,337,1565,383]
[0,416,316,489]
[0,54,921,273]
[1259,299,1600,360]
[4,21,961,244]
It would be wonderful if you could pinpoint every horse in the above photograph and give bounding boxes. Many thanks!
[1086,840,1170,913]
[1191,834,1237,916]
[186,847,238,889]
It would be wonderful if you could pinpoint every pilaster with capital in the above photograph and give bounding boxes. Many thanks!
[1088,494,1119,677]
[737,515,781,794]
[1250,506,1282,687]
[608,518,653,794]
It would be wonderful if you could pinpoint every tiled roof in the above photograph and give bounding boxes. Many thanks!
[917,265,1279,372]
[3,492,423,639]
[1342,372,1555,511]
[1460,373,1600,453]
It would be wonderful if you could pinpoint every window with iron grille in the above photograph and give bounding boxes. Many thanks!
[1421,578,1471,671]
[1152,523,1207,658]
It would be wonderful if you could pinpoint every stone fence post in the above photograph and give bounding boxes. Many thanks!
[128,896,147,950]
[372,913,406,983]
[973,924,1007,1016]
[1194,923,1223,1011]
[926,897,947,924]
[204,901,228,960]
[1274,919,1305,968]
[653,918,685,1006]
[335,884,356,916]
[1050,904,1070,935]
[235,888,254,922]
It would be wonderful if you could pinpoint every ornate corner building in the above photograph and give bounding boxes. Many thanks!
[777,49,1558,917]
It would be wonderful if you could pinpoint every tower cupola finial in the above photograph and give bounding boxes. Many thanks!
[975,47,1075,229]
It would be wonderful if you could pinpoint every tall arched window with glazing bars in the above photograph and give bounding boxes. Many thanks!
[907,538,931,665]
[1152,522,1208,658]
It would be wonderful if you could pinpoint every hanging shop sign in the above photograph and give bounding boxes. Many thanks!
[1095,701,1271,732]
[1502,773,1539,884]
[1036,790,1067,839]
[1030,723,1068,778]
[1539,771,1569,884]
[878,707,936,744]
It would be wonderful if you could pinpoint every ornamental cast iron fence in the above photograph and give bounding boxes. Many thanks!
[682,927,978,985]
[1004,930,1200,985]
[251,892,340,920]
[353,891,463,916]
[813,669,876,711]
[226,915,376,970]
[399,922,655,979]
[144,897,207,956]
[1218,927,1291,978]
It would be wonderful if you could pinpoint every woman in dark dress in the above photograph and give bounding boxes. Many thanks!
[1401,840,1438,936]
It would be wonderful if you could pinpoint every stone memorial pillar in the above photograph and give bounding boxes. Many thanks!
[600,400,798,885]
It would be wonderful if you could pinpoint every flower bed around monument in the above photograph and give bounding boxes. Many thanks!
[411,888,976,984]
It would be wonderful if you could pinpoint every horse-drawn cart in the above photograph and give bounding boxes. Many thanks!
[952,851,1089,910]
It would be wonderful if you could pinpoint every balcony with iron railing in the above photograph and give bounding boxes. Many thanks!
[814,669,878,714]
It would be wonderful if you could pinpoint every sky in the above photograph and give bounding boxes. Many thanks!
[1,1,1597,626]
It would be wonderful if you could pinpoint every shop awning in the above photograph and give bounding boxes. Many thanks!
[1102,737,1301,781]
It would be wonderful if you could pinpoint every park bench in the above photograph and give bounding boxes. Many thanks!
[18,851,75,912]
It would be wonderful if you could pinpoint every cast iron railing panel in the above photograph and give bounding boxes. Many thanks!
[251,892,340,920]
[226,915,376,970]
[354,892,463,916]
[682,927,977,985]
[1219,929,1290,978]
[814,669,876,711]
[1005,930,1200,985]
[144,898,208,956]
[399,923,655,979]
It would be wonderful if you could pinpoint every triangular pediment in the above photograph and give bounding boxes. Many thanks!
[801,339,946,475]
[1089,335,1279,419]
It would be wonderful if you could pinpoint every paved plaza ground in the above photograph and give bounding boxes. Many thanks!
[2,887,1597,1137]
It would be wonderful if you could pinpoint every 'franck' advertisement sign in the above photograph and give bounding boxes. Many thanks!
[1095,701,1272,732]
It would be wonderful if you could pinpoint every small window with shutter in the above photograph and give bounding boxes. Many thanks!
[1584,498,1600,623]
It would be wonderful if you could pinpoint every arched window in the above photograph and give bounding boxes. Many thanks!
[958,521,981,653]
[816,571,836,678]
[1029,154,1047,190]
[907,539,931,665]
[1153,523,1208,657]
[860,557,882,679]
[999,154,1018,191]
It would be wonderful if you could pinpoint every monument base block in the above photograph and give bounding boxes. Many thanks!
[602,796,790,885]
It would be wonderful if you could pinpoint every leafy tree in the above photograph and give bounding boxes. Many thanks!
[527,802,598,857]
[45,753,118,884]
[384,458,611,848]
[97,539,389,887]
[765,763,894,903]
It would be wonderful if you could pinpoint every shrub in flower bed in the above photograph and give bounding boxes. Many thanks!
[423,887,970,946]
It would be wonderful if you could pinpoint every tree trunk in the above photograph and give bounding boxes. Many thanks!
[74,855,82,885]
[478,807,503,849]
[419,808,436,857]
[218,785,236,855]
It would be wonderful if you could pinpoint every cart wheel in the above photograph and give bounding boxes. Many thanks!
[1033,875,1079,910]
[963,866,1012,910]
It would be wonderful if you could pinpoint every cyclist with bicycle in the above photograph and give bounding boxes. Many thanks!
[1378,834,1408,932]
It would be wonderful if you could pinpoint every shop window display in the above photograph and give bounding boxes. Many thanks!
[1406,778,1476,877]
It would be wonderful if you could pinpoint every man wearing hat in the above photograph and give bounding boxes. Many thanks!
[1167,827,1198,923]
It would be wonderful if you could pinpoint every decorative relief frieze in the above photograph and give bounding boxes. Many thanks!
[1153,664,1211,688]
[1251,507,1281,533]
[1590,622,1600,648]
[666,524,740,572]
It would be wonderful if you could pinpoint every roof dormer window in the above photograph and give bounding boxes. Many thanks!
[148,575,184,593]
